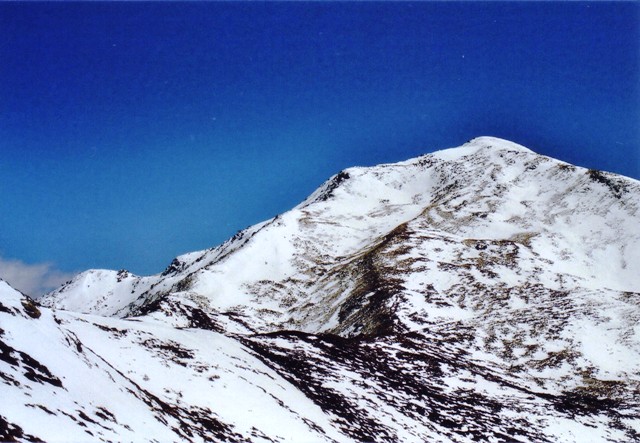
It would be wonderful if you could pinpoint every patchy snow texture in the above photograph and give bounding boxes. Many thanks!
[4,137,640,442]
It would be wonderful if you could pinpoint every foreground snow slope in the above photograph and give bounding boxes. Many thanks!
[4,137,639,442]
[1,281,343,442]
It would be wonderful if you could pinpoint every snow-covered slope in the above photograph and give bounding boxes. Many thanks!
[0,280,343,442]
[5,137,640,442]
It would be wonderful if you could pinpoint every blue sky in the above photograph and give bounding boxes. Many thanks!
[1,2,639,293]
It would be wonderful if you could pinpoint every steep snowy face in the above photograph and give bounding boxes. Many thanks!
[26,137,640,442]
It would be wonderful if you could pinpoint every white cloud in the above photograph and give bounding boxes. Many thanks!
[0,256,76,298]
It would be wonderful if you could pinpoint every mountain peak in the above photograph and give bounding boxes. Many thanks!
[8,138,640,442]
[467,135,535,152]
[424,136,535,164]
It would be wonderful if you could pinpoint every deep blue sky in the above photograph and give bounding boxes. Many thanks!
[1,2,639,283]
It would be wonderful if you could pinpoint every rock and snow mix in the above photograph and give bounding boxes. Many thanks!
[2,137,639,442]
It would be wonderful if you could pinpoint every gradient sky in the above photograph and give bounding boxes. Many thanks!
[1,2,639,290]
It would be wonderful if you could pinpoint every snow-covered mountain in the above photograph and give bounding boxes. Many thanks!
[3,137,639,442]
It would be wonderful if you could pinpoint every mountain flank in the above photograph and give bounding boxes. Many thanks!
[2,137,639,442]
